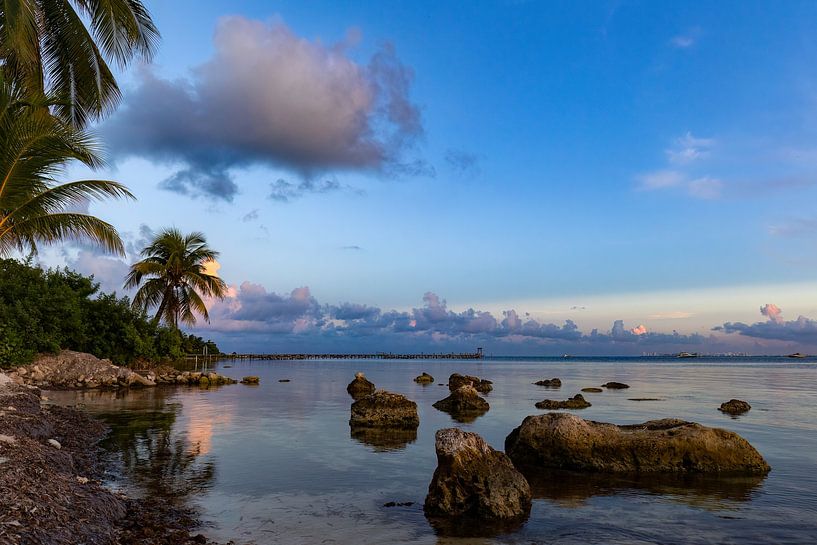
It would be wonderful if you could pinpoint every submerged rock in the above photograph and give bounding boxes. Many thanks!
[505,413,770,474]
[414,372,435,384]
[719,399,751,415]
[347,372,376,399]
[349,390,419,429]
[581,387,603,393]
[424,428,531,535]
[240,376,260,385]
[602,381,630,389]
[432,385,490,422]
[535,394,591,410]
[448,373,493,394]
[534,378,561,387]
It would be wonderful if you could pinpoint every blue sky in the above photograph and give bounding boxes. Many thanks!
[42,1,817,354]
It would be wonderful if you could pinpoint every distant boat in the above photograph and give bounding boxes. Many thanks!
[787,352,807,359]
[676,352,699,358]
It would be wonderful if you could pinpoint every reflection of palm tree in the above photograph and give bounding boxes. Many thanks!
[100,406,215,501]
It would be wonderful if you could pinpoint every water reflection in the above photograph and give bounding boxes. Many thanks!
[350,426,418,451]
[68,389,218,502]
[525,470,766,510]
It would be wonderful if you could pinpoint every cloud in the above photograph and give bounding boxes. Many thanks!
[268,177,359,202]
[341,245,362,251]
[666,132,714,164]
[242,209,259,222]
[637,134,721,199]
[670,35,695,49]
[630,324,648,335]
[104,16,428,200]
[637,170,685,190]
[716,314,817,343]
[648,311,694,320]
[760,303,783,324]
[445,149,482,178]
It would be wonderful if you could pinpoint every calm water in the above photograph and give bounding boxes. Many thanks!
[48,357,817,544]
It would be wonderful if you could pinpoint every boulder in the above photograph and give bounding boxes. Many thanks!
[414,372,435,384]
[347,372,375,399]
[349,390,419,429]
[432,385,489,422]
[534,378,561,387]
[602,381,629,389]
[581,387,603,393]
[505,413,770,474]
[719,399,751,415]
[535,394,591,410]
[448,373,492,394]
[424,428,531,534]
[240,376,260,385]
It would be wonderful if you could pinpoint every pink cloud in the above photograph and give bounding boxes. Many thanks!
[760,303,783,324]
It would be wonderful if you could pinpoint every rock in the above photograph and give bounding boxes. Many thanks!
[383,501,414,507]
[76,476,89,484]
[0,434,16,445]
[278,379,291,382]
[535,393,591,410]
[534,378,561,387]
[505,413,771,474]
[432,385,490,422]
[349,390,419,429]
[128,373,156,387]
[719,399,751,415]
[602,381,630,389]
[414,372,435,384]
[581,387,603,393]
[347,372,375,399]
[198,376,210,386]
[240,376,260,385]
[424,428,531,534]
[448,373,492,394]
[48,439,62,449]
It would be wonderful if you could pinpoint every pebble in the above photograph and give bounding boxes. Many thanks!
[0,434,16,445]
[76,476,89,484]
[48,439,62,449]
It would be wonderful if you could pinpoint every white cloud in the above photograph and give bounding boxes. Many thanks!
[687,176,722,199]
[670,35,696,49]
[636,169,685,190]
[666,132,714,164]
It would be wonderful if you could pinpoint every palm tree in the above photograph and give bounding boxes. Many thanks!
[0,0,159,126]
[0,78,133,256]
[125,229,228,328]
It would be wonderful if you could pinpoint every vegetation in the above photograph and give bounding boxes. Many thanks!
[0,0,159,127]
[0,258,220,368]
[126,228,228,328]
[0,78,133,257]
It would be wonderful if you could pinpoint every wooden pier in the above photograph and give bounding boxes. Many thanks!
[212,348,484,361]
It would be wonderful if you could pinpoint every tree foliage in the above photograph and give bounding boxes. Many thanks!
[0,258,220,368]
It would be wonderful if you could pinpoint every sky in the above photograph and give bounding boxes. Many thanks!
[38,0,817,355]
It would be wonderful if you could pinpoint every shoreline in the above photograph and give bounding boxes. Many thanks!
[0,374,221,545]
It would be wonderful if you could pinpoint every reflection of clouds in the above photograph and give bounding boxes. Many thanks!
[186,408,233,456]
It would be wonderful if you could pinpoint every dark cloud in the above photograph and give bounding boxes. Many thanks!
[445,149,482,178]
[104,17,429,200]
[198,288,712,353]
[242,209,259,222]
[715,303,817,343]
[269,178,346,203]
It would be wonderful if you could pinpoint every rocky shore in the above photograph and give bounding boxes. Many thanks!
[7,351,236,390]
[0,373,221,545]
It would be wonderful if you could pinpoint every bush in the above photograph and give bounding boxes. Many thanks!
[0,258,220,368]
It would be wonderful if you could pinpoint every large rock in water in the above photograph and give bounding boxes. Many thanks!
[424,428,531,535]
[347,372,375,399]
[719,399,751,415]
[534,378,561,387]
[505,413,770,474]
[448,373,493,394]
[432,385,489,422]
[414,372,435,384]
[349,390,419,429]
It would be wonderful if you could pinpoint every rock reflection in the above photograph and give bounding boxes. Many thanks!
[525,470,766,510]
[349,426,418,452]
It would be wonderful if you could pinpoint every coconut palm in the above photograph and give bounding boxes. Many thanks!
[125,229,228,328]
[0,0,159,126]
[0,79,133,256]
